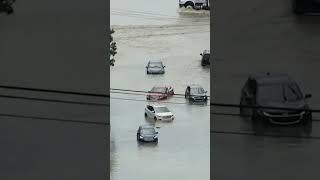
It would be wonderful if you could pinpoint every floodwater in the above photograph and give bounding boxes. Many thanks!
[212,0,320,179]
[110,0,210,179]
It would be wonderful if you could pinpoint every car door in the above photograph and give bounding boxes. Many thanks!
[149,106,156,117]
[146,105,152,117]
[241,80,253,115]
[137,126,141,136]
[245,79,257,114]
[185,87,190,98]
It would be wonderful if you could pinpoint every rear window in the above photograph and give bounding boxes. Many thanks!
[151,87,166,93]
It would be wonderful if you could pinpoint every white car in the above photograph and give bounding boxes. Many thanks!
[145,104,174,121]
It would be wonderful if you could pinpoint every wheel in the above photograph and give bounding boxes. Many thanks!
[251,111,267,135]
[147,71,149,74]
[184,2,194,9]
[144,113,147,117]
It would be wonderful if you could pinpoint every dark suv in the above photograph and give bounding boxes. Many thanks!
[292,0,320,14]
[200,50,210,66]
[185,85,208,102]
[239,73,312,125]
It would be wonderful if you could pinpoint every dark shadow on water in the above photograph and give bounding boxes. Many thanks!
[251,120,313,138]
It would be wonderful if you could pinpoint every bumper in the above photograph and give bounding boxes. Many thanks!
[191,97,207,102]
[262,111,308,125]
[140,138,158,142]
[156,116,174,121]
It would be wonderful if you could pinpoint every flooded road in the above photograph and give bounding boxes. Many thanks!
[212,0,320,179]
[110,0,210,179]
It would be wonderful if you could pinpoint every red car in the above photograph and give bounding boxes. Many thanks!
[146,86,174,100]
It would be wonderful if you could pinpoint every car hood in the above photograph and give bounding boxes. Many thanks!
[140,133,156,137]
[257,100,308,113]
[148,67,163,71]
[191,93,206,97]
[156,112,173,116]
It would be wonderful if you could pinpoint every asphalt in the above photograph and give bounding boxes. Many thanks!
[211,0,320,179]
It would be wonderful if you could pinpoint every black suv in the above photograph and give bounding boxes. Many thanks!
[239,73,312,125]
[200,50,210,66]
[292,0,320,15]
[185,85,208,102]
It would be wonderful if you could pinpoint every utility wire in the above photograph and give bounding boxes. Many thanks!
[0,112,109,125]
[0,84,109,98]
[211,130,320,140]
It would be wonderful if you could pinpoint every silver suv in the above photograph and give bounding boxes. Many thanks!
[179,0,210,10]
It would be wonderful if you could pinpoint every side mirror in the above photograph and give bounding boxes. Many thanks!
[305,94,312,99]
[200,53,203,56]
[156,132,159,134]
[163,65,166,68]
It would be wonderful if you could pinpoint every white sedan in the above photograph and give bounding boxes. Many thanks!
[145,104,174,121]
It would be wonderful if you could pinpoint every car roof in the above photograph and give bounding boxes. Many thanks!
[203,49,210,54]
[188,84,203,88]
[147,104,167,108]
[249,73,295,84]
[148,60,163,63]
[140,124,155,129]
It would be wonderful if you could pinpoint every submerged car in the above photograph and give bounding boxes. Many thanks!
[146,86,174,100]
[292,0,320,14]
[200,49,210,66]
[137,125,158,142]
[179,0,210,10]
[185,85,208,102]
[146,60,165,74]
[239,73,312,125]
[145,104,174,121]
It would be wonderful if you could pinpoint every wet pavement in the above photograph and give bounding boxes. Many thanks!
[110,0,210,179]
[212,0,320,179]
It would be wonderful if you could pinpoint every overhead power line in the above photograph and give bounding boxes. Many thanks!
[0,112,109,125]
[0,84,109,98]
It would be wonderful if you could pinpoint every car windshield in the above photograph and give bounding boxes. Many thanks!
[257,83,303,102]
[203,54,210,60]
[154,106,170,113]
[150,87,166,93]
[190,87,205,94]
[141,128,155,134]
[149,62,162,68]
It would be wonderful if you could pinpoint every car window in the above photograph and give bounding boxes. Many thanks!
[149,62,162,68]
[190,87,205,94]
[141,128,155,135]
[154,106,170,113]
[151,87,166,93]
[257,84,283,102]
[283,83,303,101]
[203,54,210,60]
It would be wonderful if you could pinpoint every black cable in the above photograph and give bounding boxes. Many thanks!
[211,130,320,140]
[211,112,320,122]
[0,84,109,98]
[0,112,109,125]
[110,90,210,100]
[111,88,211,98]
[0,94,109,107]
